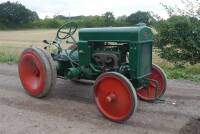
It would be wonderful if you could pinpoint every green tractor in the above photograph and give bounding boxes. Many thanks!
[18,22,167,122]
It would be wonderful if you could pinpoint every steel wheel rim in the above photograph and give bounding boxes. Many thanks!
[19,51,45,96]
[94,73,135,121]
[137,64,167,101]
[37,48,57,98]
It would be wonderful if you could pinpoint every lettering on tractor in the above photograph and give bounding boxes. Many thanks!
[18,22,167,122]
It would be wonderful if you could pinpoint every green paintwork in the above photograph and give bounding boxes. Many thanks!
[78,26,153,80]
[53,49,79,76]
[54,25,154,88]
[129,43,152,79]
[78,41,91,66]
[54,49,79,61]
[79,26,153,42]
[66,67,81,79]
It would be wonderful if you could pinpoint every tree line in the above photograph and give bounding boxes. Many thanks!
[0,1,199,65]
[0,1,155,29]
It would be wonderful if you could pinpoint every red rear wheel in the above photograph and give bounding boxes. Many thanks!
[137,64,167,101]
[94,72,137,122]
[18,47,56,98]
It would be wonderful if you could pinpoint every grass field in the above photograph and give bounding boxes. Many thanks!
[0,29,57,62]
[0,29,199,81]
[0,29,78,62]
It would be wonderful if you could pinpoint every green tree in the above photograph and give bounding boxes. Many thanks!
[155,0,200,66]
[54,15,68,20]
[156,16,200,65]
[127,11,154,25]
[102,12,115,26]
[0,1,39,27]
[115,15,130,26]
[117,15,128,22]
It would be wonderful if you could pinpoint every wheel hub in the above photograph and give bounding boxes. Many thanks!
[105,93,116,103]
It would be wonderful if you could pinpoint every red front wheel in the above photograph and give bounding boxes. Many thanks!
[18,47,57,98]
[94,72,137,122]
[137,64,167,101]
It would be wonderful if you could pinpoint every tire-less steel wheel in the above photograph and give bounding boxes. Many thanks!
[94,72,137,122]
[18,47,57,98]
[137,64,167,101]
[38,48,57,96]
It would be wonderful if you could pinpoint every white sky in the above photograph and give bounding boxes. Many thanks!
[0,0,192,19]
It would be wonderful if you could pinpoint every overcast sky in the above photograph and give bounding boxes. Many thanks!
[0,0,193,19]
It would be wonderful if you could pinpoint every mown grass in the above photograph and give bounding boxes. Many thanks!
[158,63,200,81]
[0,49,19,64]
[152,50,200,81]
[0,54,19,63]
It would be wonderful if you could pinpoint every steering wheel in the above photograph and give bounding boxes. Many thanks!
[56,22,78,39]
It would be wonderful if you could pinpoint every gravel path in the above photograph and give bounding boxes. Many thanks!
[0,63,199,134]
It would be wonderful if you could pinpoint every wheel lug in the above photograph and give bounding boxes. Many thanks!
[106,96,112,102]
[106,93,116,103]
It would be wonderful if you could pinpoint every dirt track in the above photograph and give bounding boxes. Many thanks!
[0,63,199,134]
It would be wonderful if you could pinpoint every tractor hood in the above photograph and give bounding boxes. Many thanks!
[79,26,153,43]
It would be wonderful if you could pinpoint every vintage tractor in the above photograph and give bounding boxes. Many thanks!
[18,22,167,122]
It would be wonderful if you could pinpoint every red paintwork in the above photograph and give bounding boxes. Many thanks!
[94,75,134,121]
[137,65,166,101]
[18,51,45,96]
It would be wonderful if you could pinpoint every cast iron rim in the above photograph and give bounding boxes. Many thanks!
[19,50,46,96]
[37,48,57,97]
[137,64,167,101]
[94,72,136,122]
